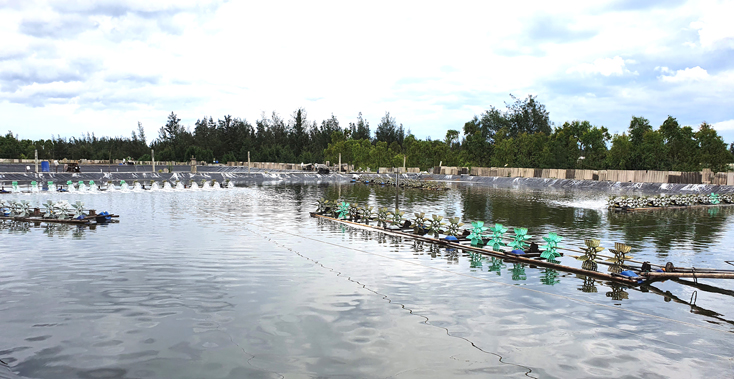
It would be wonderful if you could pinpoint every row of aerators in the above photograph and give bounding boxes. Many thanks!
[1,179,233,193]
[0,199,117,225]
[314,199,734,285]
[607,192,731,210]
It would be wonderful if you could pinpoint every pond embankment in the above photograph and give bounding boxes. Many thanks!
[3,167,734,195]
[0,170,353,188]
[421,174,734,194]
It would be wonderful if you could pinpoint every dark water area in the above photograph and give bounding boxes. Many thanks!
[1,182,733,378]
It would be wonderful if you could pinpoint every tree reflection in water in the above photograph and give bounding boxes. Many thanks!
[608,206,734,257]
[321,183,734,262]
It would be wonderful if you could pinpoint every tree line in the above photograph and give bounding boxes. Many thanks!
[1,95,732,172]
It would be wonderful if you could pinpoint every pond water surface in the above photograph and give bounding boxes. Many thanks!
[1,182,733,378]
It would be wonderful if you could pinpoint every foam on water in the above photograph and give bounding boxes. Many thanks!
[547,198,608,210]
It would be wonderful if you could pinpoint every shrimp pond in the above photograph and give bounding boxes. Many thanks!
[1,182,733,378]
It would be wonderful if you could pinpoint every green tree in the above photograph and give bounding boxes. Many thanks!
[459,116,492,166]
[544,124,578,168]
[696,122,732,173]
[374,112,404,146]
[290,108,309,158]
[222,152,237,163]
[607,133,632,169]
[405,137,451,170]
[479,94,551,141]
[577,123,610,169]
[506,94,552,136]
[154,112,193,161]
[159,112,185,143]
[490,127,515,167]
[627,116,653,169]
[349,112,371,141]
[445,129,460,150]
[659,116,698,171]
[370,141,390,169]
[637,130,667,170]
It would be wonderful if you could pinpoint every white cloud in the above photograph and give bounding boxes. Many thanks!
[659,66,709,83]
[567,56,629,76]
[713,119,734,131]
[690,1,734,49]
[0,0,733,144]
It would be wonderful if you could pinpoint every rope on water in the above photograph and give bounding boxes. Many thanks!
[242,223,539,379]
[248,220,734,364]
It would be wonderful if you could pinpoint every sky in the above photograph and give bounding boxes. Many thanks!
[1,0,734,144]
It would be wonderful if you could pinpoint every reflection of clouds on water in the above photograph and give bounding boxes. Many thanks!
[2,184,734,378]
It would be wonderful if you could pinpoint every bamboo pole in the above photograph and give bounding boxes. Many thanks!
[319,210,732,275]
[310,213,640,286]
[475,225,669,269]
[644,272,734,279]
[672,278,734,297]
